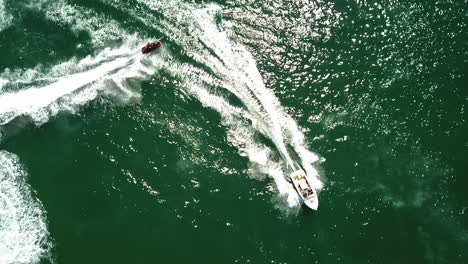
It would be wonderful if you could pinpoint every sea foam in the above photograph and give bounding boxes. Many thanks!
[0,36,163,126]
[0,151,52,264]
[136,0,323,207]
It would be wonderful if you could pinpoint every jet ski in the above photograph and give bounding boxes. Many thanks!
[141,40,162,54]
[290,170,319,210]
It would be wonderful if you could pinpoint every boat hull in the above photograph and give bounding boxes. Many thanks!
[141,41,162,54]
[290,170,319,210]
[304,196,319,210]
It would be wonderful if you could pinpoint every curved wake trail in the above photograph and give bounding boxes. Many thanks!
[0,36,161,264]
[0,0,168,260]
[135,0,323,207]
[0,151,52,264]
[0,35,163,262]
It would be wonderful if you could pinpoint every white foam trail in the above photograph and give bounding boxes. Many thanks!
[0,0,11,31]
[168,5,297,166]
[0,78,9,90]
[0,56,133,123]
[189,86,302,207]
[192,6,324,187]
[0,151,52,264]
[136,0,323,206]
[0,36,163,125]
[45,0,126,48]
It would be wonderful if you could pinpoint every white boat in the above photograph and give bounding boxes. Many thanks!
[290,170,319,210]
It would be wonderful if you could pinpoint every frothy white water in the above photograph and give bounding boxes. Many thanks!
[0,5,165,263]
[0,36,164,125]
[189,86,302,206]
[0,0,11,31]
[45,0,125,48]
[138,0,323,206]
[0,151,52,264]
[188,7,324,188]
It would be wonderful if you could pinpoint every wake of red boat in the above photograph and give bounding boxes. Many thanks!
[0,37,162,126]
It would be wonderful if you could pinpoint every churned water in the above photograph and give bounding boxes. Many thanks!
[0,0,467,263]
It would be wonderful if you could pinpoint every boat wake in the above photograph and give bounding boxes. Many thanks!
[15,0,324,210]
[0,151,52,264]
[0,0,11,31]
[136,1,323,207]
[0,36,163,126]
[0,36,164,263]
[0,0,325,263]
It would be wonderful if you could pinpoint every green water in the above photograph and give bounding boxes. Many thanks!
[0,0,467,263]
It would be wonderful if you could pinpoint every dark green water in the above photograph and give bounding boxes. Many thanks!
[0,0,467,263]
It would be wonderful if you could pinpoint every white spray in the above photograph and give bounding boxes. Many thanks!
[134,0,323,206]
[0,151,52,264]
[0,36,163,125]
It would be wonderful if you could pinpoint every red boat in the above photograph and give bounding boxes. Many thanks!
[141,40,162,54]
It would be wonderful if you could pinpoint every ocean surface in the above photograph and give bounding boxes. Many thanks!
[0,0,467,263]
